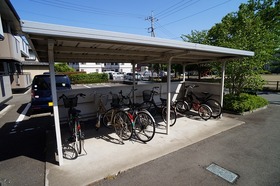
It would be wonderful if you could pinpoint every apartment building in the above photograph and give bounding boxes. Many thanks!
[69,62,132,73]
[0,0,32,105]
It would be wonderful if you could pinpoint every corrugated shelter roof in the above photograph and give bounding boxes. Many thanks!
[20,20,254,64]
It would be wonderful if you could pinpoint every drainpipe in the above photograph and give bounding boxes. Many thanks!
[48,39,63,166]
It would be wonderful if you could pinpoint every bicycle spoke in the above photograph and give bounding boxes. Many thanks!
[135,112,155,142]
[62,144,78,160]
[198,104,212,121]
[113,111,133,141]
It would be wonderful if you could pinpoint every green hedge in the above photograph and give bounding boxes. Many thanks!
[224,93,268,113]
[69,73,108,84]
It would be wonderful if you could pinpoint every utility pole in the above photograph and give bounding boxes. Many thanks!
[146,11,158,37]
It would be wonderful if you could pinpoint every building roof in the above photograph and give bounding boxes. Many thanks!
[0,0,21,34]
[20,20,254,64]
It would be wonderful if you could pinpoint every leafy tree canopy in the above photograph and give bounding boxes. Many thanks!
[182,0,280,94]
[54,63,75,72]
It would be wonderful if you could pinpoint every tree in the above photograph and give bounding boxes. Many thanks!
[181,30,212,79]
[207,0,280,94]
[54,63,75,72]
[181,30,209,44]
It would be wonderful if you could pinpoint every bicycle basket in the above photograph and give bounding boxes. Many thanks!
[111,94,120,108]
[63,96,78,108]
[143,90,152,102]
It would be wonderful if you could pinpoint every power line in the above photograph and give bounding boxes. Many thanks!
[154,22,178,39]
[156,0,192,17]
[156,0,201,20]
[18,9,144,30]
[159,0,232,28]
[30,0,145,19]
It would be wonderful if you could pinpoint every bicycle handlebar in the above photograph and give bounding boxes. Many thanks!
[59,93,86,100]
[119,88,137,99]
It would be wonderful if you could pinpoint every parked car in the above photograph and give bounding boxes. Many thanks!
[124,72,142,81]
[30,74,72,112]
[141,71,157,81]
[104,71,124,80]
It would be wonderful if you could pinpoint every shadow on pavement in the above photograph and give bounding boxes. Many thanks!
[0,115,54,162]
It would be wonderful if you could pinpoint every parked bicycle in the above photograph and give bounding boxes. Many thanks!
[59,93,86,155]
[117,88,156,142]
[140,86,177,126]
[95,93,132,143]
[175,85,221,120]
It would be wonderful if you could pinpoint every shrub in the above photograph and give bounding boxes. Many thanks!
[54,63,75,72]
[69,73,108,84]
[224,93,268,113]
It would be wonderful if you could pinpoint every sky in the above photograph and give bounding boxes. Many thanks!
[10,0,249,40]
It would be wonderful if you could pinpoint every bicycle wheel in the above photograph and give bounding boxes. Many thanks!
[62,144,78,160]
[134,111,155,142]
[198,104,212,121]
[113,111,133,140]
[175,100,190,114]
[161,106,177,126]
[102,108,115,129]
[74,120,82,154]
[140,101,156,116]
[205,99,222,118]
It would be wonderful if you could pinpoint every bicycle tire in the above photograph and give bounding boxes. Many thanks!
[161,106,177,126]
[198,104,212,121]
[140,101,156,116]
[134,111,156,142]
[205,99,222,118]
[74,120,82,154]
[62,144,78,160]
[102,108,115,129]
[113,110,133,140]
[175,100,190,114]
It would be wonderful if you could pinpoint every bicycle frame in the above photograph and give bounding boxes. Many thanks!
[184,85,213,106]
[59,93,86,155]
[94,93,108,129]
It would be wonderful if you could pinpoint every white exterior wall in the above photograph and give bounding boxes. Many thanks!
[57,82,221,122]
[69,62,132,74]
[0,76,12,104]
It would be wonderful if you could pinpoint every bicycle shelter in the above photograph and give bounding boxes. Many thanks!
[20,20,254,166]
